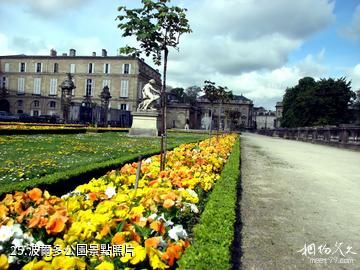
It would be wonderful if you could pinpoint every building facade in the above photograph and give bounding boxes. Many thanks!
[194,94,254,130]
[0,49,161,124]
[253,107,276,129]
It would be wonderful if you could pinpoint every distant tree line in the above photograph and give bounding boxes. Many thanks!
[281,77,357,128]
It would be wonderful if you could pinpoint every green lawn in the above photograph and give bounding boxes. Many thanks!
[0,132,208,195]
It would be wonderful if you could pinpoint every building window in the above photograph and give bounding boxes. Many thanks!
[120,80,129,98]
[53,63,59,73]
[33,78,41,95]
[103,63,110,74]
[102,79,111,91]
[85,79,93,96]
[72,79,75,96]
[49,78,57,95]
[19,63,26,72]
[17,100,23,107]
[33,110,39,116]
[36,63,42,73]
[17,110,23,114]
[17,78,25,94]
[4,63,10,72]
[120,104,128,111]
[88,63,94,74]
[70,64,76,73]
[122,64,131,74]
[34,100,40,107]
[1,77,7,89]
[49,101,56,108]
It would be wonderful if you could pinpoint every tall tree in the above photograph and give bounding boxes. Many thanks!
[282,77,356,127]
[184,86,201,104]
[203,80,219,136]
[170,87,186,103]
[117,0,191,170]
[216,86,233,130]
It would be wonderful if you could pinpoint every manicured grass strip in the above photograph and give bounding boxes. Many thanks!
[1,149,157,196]
[177,137,240,270]
[0,128,87,135]
[0,133,208,196]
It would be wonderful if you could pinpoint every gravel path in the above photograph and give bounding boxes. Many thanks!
[239,133,360,270]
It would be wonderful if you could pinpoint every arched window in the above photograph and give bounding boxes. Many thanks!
[34,100,40,107]
[17,100,23,107]
[50,101,56,108]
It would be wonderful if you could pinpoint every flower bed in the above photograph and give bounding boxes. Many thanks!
[0,134,237,269]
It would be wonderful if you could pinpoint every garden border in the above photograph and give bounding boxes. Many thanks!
[177,137,240,270]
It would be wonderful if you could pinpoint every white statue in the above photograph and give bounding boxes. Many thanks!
[138,79,161,111]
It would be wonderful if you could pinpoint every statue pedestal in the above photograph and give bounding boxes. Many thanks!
[129,111,160,137]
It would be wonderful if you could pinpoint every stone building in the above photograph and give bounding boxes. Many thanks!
[253,107,276,129]
[194,94,254,130]
[0,49,161,124]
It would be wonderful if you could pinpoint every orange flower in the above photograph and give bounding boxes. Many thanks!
[88,192,97,201]
[100,224,110,237]
[161,244,183,266]
[27,188,42,202]
[112,232,126,245]
[28,215,41,228]
[163,199,175,209]
[0,205,8,221]
[45,212,68,234]
[14,201,24,215]
[145,237,161,248]
[165,192,176,201]
[130,231,141,243]
[150,220,166,235]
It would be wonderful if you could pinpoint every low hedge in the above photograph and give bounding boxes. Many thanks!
[177,137,240,270]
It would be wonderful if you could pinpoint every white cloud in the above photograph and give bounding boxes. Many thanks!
[0,0,93,18]
[0,34,17,55]
[168,50,331,109]
[166,0,335,88]
[342,4,360,41]
[347,64,360,90]
[192,0,335,40]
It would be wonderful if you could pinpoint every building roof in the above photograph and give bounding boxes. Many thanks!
[0,54,138,61]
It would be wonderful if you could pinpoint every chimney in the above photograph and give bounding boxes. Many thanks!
[92,52,96,57]
[69,49,76,57]
[50,49,57,57]
[102,49,107,57]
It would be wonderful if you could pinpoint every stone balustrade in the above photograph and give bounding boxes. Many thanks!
[256,126,360,150]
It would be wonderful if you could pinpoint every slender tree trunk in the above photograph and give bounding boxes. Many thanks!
[160,47,169,171]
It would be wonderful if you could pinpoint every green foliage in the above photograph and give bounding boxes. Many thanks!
[185,86,202,104]
[117,0,191,66]
[177,138,240,270]
[170,87,186,102]
[282,77,356,127]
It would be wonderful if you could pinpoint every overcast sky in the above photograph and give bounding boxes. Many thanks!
[1,0,359,109]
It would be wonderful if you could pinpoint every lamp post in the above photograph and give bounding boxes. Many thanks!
[60,73,76,124]
[100,85,111,126]
[81,94,93,124]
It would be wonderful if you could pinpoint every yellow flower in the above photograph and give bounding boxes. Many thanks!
[0,254,9,270]
[130,245,147,265]
[148,247,169,269]
[52,256,86,270]
[95,261,114,270]
[32,260,54,270]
